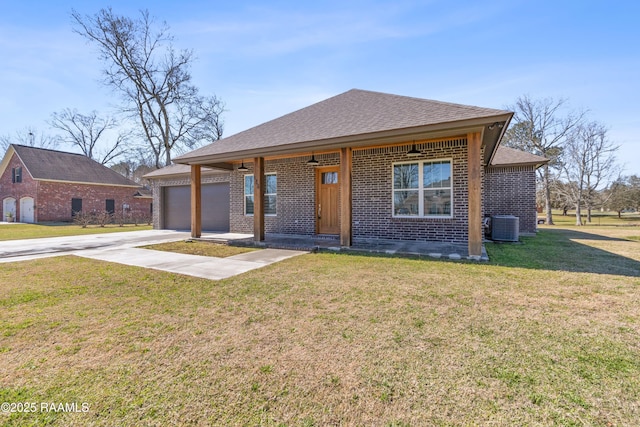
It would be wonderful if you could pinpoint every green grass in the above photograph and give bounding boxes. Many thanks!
[0,223,152,241]
[0,226,639,425]
[142,240,258,258]
[540,210,640,227]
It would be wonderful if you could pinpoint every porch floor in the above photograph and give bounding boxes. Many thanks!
[200,232,488,261]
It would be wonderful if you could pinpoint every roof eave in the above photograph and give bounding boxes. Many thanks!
[175,113,513,165]
[486,112,514,167]
[34,178,141,188]
[489,159,549,169]
[143,167,232,179]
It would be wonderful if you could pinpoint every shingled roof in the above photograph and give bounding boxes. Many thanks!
[175,89,512,164]
[3,145,139,187]
[491,146,548,167]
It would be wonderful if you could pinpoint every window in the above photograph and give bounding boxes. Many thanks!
[12,167,22,183]
[71,198,82,217]
[321,171,338,184]
[244,173,277,215]
[105,199,115,215]
[393,159,452,217]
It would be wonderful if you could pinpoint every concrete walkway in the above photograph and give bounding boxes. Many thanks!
[76,247,306,280]
[0,230,307,280]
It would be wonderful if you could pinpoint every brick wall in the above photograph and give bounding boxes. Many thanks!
[150,172,230,229]
[229,154,340,235]
[225,139,481,244]
[0,152,38,221]
[484,165,537,235]
[352,138,478,243]
[37,181,151,222]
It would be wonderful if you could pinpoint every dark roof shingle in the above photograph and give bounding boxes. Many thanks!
[491,146,548,167]
[12,145,138,186]
[176,89,511,162]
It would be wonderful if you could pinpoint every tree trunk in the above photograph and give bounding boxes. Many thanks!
[164,148,172,167]
[575,203,583,225]
[587,206,592,223]
[618,210,622,219]
[543,164,554,225]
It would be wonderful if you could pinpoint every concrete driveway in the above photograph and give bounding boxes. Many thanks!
[0,230,307,280]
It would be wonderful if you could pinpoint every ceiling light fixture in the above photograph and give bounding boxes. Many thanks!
[307,154,319,165]
[407,143,421,157]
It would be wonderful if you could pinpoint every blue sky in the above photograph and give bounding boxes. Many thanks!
[1,0,638,174]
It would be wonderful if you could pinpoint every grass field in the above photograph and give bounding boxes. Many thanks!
[0,223,152,241]
[0,225,639,425]
[540,210,640,227]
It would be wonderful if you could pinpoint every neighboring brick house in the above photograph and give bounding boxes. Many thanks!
[146,89,545,258]
[0,144,152,223]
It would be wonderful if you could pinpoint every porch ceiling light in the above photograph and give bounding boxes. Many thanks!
[407,144,421,157]
[237,161,249,171]
[307,154,319,165]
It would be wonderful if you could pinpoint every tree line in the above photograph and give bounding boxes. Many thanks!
[1,7,224,183]
[2,7,637,219]
[503,96,637,225]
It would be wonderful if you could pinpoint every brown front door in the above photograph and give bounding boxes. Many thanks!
[316,167,340,234]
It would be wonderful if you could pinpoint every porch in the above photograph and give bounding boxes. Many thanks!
[198,232,489,261]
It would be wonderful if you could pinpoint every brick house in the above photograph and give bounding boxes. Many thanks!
[0,144,152,223]
[147,89,547,257]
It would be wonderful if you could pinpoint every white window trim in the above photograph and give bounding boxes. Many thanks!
[244,173,277,216]
[392,158,453,219]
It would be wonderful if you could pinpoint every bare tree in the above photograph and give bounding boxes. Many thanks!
[71,8,224,168]
[0,127,59,152]
[49,109,129,165]
[557,121,620,225]
[503,95,584,225]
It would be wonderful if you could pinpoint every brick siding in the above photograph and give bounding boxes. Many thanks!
[229,154,340,235]
[0,153,38,221]
[484,165,537,235]
[225,139,481,243]
[352,138,479,243]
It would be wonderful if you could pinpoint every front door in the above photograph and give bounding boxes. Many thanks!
[316,167,339,234]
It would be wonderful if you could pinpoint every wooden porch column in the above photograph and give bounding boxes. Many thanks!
[467,132,482,258]
[190,164,202,238]
[340,147,352,247]
[253,157,265,242]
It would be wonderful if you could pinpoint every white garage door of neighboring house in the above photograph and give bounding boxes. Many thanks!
[162,183,230,231]
[20,197,35,223]
[3,197,16,221]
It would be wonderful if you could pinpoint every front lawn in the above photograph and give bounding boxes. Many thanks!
[142,240,258,258]
[0,226,638,425]
[0,223,152,241]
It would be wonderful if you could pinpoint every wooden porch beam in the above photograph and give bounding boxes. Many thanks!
[467,132,482,258]
[253,157,265,242]
[340,147,352,247]
[190,164,202,238]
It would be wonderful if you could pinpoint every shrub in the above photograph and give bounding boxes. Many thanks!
[72,211,93,228]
